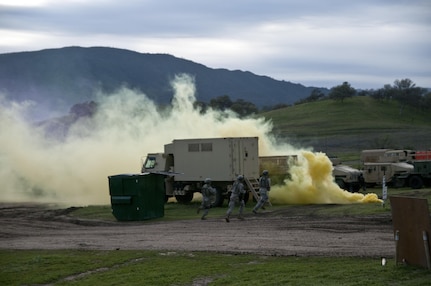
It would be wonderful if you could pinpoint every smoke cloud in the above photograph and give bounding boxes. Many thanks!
[0,74,380,206]
[270,151,380,204]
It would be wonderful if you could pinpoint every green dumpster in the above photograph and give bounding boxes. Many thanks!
[108,173,165,221]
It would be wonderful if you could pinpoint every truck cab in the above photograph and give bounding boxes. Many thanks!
[141,153,169,173]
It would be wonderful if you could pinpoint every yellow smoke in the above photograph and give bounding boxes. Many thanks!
[0,74,381,206]
[270,151,381,204]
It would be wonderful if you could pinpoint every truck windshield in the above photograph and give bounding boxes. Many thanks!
[144,157,156,169]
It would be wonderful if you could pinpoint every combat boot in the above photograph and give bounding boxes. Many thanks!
[225,214,230,223]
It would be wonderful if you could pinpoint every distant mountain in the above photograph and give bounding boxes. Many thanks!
[0,46,327,119]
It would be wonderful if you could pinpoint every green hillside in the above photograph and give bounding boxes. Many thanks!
[261,96,431,160]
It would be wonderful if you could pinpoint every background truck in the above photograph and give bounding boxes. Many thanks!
[141,137,260,206]
[359,149,431,188]
[360,149,412,163]
[360,149,431,164]
[362,161,413,188]
[329,157,362,192]
[392,160,431,189]
[258,155,297,186]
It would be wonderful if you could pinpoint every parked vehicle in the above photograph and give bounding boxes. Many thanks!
[360,149,413,163]
[393,160,431,189]
[362,162,413,188]
[141,137,260,206]
[258,155,297,186]
[360,149,431,189]
[327,157,361,191]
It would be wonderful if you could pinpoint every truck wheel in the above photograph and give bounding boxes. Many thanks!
[212,187,224,207]
[335,179,346,190]
[175,192,194,204]
[393,178,405,188]
[409,176,423,189]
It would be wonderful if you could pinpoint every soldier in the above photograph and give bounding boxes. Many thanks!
[252,170,271,214]
[197,178,216,220]
[225,175,246,222]
[358,173,366,191]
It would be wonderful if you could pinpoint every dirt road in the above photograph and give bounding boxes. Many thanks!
[0,203,395,258]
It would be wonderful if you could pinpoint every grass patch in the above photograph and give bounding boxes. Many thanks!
[261,96,431,158]
[2,188,431,285]
[1,250,430,285]
[263,97,431,136]
[69,205,116,221]
[70,187,431,222]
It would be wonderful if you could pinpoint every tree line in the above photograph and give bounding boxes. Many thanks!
[69,78,430,119]
[203,78,430,117]
[298,78,431,111]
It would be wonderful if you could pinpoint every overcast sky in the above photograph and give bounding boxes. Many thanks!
[1,0,430,89]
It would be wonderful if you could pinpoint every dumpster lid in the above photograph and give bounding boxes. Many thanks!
[108,173,147,179]
[142,171,182,177]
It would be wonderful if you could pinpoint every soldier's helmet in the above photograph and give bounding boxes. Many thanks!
[204,178,211,184]
[237,175,244,181]
[262,170,269,176]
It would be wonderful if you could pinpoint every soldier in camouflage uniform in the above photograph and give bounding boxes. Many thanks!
[197,178,216,220]
[225,175,246,222]
[252,170,271,214]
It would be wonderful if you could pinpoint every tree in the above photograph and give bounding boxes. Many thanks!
[328,82,356,102]
[209,95,232,111]
[422,91,431,110]
[230,99,258,117]
[382,78,428,113]
[370,84,396,101]
[393,79,424,112]
[208,95,258,117]
[193,101,208,113]
[357,90,372,97]
[394,78,415,90]
[296,88,326,104]
[371,78,429,112]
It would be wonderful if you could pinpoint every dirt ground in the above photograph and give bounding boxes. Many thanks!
[0,203,395,258]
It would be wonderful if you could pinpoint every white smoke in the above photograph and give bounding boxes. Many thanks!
[0,74,381,206]
[0,74,297,206]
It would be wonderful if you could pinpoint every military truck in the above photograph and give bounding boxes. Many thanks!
[360,149,413,187]
[328,157,362,192]
[362,162,414,188]
[359,149,431,188]
[360,149,431,164]
[258,155,297,185]
[141,137,260,206]
[411,151,431,160]
[392,160,431,189]
[360,149,413,163]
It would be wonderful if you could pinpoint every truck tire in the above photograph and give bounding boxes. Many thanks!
[175,192,194,204]
[409,175,423,189]
[392,177,405,188]
[335,179,346,190]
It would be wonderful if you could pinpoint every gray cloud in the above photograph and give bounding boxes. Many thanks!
[0,0,430,88]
